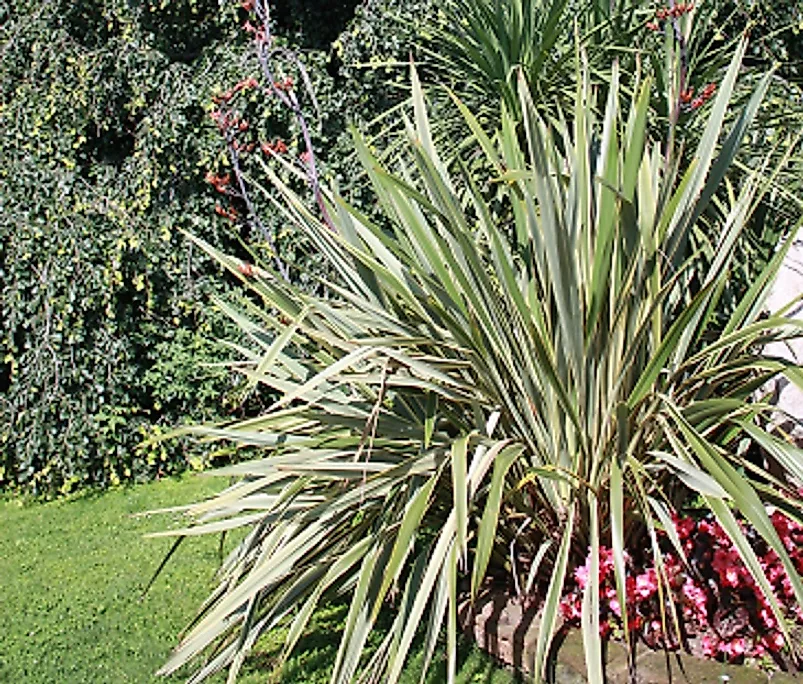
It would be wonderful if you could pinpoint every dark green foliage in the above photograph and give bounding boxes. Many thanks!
[0,0,443,494]
[3,0,797,497]
[270,0,364,48]
[0,1,251,493]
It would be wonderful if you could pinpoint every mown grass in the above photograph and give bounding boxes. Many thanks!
[0,475,514,683]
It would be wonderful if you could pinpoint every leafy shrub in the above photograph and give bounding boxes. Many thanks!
[154,40,803,683]
[424,0,803,308]
[0,0,435,494]
[0,0,256,493]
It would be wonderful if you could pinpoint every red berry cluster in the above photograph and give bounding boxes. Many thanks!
[260,139,288,155]
[212,77,259,106]
[273,77,294,92]
[209,110,256,154]
[214,203,238,221]
[657,2,694,19]
[237,261,255,277]
[560,511,803,665]
[243,20,266,42]
[205,0,326,236]
[209,109,246,133]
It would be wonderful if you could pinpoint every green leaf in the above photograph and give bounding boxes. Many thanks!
[451,435,470,566]
[470,444,521,597]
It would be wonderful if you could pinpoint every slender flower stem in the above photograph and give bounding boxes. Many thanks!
[226,127,290,281]
[253,0,337,233]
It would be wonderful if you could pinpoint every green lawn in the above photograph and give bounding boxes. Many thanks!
[0,475,514,683]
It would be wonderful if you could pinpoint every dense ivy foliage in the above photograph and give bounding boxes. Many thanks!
[0,0,431,494]
[0,1,241,492]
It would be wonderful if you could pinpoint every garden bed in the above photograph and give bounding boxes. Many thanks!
[462,590,801,683]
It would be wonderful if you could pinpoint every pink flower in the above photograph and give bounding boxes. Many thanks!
[673,514,696,540]
[701,634,718,657]
[663,554,683,588]
[793,549,803,574]
[698,519,727,542]
[774,509,797,532]
[599,546,616,578]
[560,593,582,622]
[559,516,803,660]
[720,637,746,661]
[725,566,741,587]
[772,513,798,551]
[624,575,637,600]
[682,578,708,621]
[574,547,619,592]
[574,562,589,590]
[712,548,742,587]
[635,569,658,599]
[761,551,785,586]
[761,631,785,653]
[758,605,777,629]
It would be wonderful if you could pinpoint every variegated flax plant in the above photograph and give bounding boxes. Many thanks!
[152,40,803,684]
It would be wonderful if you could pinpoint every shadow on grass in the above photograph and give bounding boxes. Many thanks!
[238,603,349,683]
[236,601,518,684]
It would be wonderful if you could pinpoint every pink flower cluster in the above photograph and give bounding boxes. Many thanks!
[560,511,803,665]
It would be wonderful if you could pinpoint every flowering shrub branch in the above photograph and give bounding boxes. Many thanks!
[249,0,334,233]
[209,75,290,280]
[206,0,339,280]
[645,1,718,162]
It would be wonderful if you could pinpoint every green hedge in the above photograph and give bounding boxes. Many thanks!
[0,1,241,493]
[0,0,433,494]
